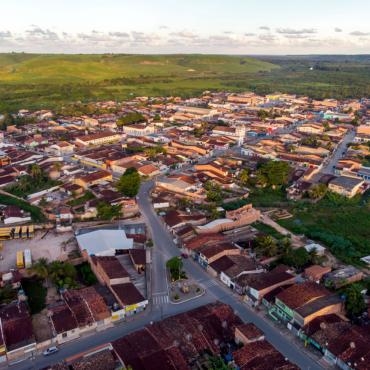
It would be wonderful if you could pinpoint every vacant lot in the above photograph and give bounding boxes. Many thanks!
[278,192,370,265]
[1,230,75,271]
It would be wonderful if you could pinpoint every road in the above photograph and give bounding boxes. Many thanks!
[137,181,323,370]
[11,181,324,370]
[320,128,356,175]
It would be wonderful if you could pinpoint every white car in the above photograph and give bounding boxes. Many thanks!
[43,346,59,356]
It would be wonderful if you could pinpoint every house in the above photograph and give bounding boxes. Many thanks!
[233,340,299,370]
[129,249,146,273]
[110,283,148,315]
[49,302,80,344]
[65,345,120,370]
[74,170,112,189]
[75,131,122,146]
[46,141,75,156]
[304,265,332,282]
[196,204,261,234]
[121,124,155,137]
[271,282,343,327]
[324,266,364,289]
[138,164,160,177]
[91,256,130,286]
[196,242,240,269]
[76,229,133,257]
[322,325,370,369]
[2,206,31,225]
[300,313,351,354]
[207,254,263,288]
[235,323,265,344]
[328,176,364,198]
[242,269,296,302]
[0,302,36,363]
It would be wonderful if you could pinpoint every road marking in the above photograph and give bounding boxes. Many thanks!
[152,294,169,305]
[199,279,218,288]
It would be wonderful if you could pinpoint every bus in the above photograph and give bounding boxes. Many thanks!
[24,249,32,268]
[16,251,24,269]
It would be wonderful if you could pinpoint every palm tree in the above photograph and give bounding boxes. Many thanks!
[29,164,43,181]
[278,237,292,256]
[255,235,277,257]
[32,258,49,284]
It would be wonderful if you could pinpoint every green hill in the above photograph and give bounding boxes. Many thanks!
[0,54,277,111]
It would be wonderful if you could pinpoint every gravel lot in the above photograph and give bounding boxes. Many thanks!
[0,230,76,272]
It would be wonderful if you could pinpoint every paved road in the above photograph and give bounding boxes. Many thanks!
[137,181,323,370]
[318,128,356,176]
[11,181,324,370]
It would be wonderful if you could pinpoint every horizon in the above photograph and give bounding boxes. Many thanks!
[2,0,370,54]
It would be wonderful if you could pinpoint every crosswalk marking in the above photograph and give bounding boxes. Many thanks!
[152,294,169,305]
[199,279,218,288]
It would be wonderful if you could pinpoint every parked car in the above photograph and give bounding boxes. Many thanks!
[43,346,59,356]
[181,253,189,259]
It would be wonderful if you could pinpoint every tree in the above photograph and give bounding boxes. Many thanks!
[278,237,292,256]
[29,164,43,181]
[166,257,183,281]
[256,161,290,188]
[32,258,49,280]
[308,183,327,200]
[97,201,122,220]
[345,283,366,317]
[48,261,77,289]
[255,235,277,257]
[238,168,249,186]
[204,181,222,203]
[116,112,146,127]
[281,247,310,269]
[116,167,141,197]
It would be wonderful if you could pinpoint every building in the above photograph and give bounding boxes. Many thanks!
[75,131,122,146]
[271,282,343,328]
[0,302,36,363]
[196,204,260,234]
[324,266,364,289]
[121,124,155,137]
[74,170,112,189]
[76,229,133,257]
[328,176,364,198]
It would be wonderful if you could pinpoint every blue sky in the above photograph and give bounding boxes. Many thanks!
[1,0,370,53]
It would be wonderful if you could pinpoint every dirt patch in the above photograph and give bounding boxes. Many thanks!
[32,310,53,342]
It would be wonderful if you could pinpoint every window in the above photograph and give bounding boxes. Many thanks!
[62,332,67,338]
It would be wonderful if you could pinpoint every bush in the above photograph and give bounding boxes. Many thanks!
[21,278,47,314]
[76,262,98,286]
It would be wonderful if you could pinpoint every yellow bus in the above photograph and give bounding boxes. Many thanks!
[16,251,24,269]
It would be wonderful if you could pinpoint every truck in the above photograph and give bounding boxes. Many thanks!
[24,249,32,268]
[16,251,24,269]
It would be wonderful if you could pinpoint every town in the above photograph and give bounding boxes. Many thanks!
[0,91,368,370]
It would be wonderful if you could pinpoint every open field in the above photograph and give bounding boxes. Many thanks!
[0,54,276,111]
[1,53,370,111]
[277,191,370,266]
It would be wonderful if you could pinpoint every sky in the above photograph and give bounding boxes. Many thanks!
[1,0,370,54]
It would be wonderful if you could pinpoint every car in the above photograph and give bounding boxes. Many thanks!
[181,253,189,259]
[43,346,59,356]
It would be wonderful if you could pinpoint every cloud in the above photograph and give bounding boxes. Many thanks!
[258,34,276,42]
[26,26,59,40]
[244,33,255,37]
[350,31,370,36]
[276,28,316,35]
[334,27,342,33]
[108,32,130,38]
[259,26,270,31]
[170,31,198,39]
[0,31,12,38]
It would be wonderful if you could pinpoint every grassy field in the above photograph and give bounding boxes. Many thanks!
[278,191,370,265]
[1,53,370,112]
[0,54,277,111]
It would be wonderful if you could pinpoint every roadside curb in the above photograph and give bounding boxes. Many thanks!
[169,288,206,305]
